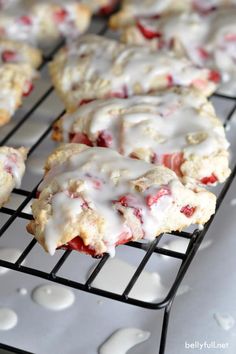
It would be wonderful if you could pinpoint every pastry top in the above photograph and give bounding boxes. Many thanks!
[53,89,230,185]
[28,143,216,256]
[0,38,42,68]
[122,9,236,94]
[0,146,27,207]
[0,2,91,46]
[109,0,236,29]
[49,34,218,110]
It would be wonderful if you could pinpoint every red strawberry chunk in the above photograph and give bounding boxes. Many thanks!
[23,81,34,97]
[79,99,94,106]
[137,20,162,40]
[198,47,210,59]
[60,236,98,256]
[115,195,143,223]
[96,131,113,148]
[180,205,196,218]
[208,70,221,83]
[155,152,184,177]
[224,34,236,42]
[166,74,173,88]
[146,187,171,207]
[69,132,93,146]
[1,50,17,63]
[18,16,32,26]
[53,8,68,23]
[201,174,218,185]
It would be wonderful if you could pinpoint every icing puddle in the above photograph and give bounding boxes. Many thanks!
[31,284,75,311]
[0,308,17,330]
[213,313,235,331]
[99,328,150,354]
[90,258,166,302]
[0,248,22,275]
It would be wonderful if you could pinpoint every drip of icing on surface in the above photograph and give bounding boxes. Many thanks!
[0,308,18,330]
[176,284,191,296]
[230,198,236,206]
[17,288,27,295]
[90,258,166,302]
[99,328,150,354]
[213,313,235,331]
[31,284,75,311]
[0,248,22,275]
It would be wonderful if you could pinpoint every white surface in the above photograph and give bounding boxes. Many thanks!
[0,17,236,354]
[0,249,22,275]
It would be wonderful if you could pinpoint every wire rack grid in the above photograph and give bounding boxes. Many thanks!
[0,18,236,354]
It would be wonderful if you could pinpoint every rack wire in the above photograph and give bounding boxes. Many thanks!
[0,18,236,354]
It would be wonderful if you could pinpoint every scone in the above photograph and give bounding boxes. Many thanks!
[0,64,37,126]
[0,39,40,126]
[121,9,236,95]
[109,0,236,29]
[0,146,27,208]
[0,2,91,46]
[52,89,230,186]
[0,38,42,68]
[49,34,219,111]
[27,144,216,257]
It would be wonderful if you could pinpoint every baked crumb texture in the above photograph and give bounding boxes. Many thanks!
[49,34,219,111]
[109,0,236,29]
[0,146,27,208]
[0,39,41,126]
[27,144,216,257]
[0,2,91,46]
[52,89,231,186]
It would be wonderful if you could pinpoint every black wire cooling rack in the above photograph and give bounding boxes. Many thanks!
[0,18,236,354]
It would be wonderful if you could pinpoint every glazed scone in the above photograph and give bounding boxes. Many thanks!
[0,38,42,69]
[49,34,218,111]
[52,89,230,186]
[27,144,216,257]
[0,64,37,126]
[122,9,236,95]
[0,2,91,46]
[0,147,27,208]
[109,0,236,29]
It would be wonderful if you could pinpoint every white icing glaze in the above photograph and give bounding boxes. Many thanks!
[31,284,75,311]
[132,8,236,94]
[61,35,214,101]
[0,248,22,275]
[35,145,216,256]
[90,258,166,301]
[61,91,228,159]
[176,284,191,296]
[99,328,150,354]
[0,308,18,330]
[213,313,235,331]
[17,287,28,295]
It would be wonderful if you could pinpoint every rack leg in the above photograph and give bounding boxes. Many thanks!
[159,301,173,354]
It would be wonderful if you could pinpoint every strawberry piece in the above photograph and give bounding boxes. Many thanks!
[224,34,236,42]
[180,205,196,218]
[200,174,218,185]
[79,99,94,106]
[23,81,34,97]
[160,153,184,177]
[137,20,162,40]
[166,74,173,88]
[146,187,170,207]
[1,50,17,63]
[208,70,221,83]
[198,47,210,59]
[60,236,98,257]
[18,16,32,26]
[53,8,68,23]
[115,195,143,223]
[96,131,113,148]
[69,132,93,146]
[109,86,128,99]
[115,232,132,245]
